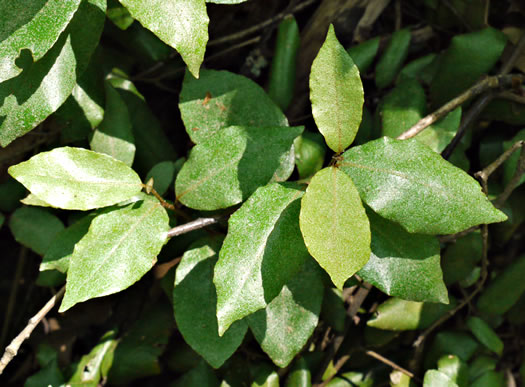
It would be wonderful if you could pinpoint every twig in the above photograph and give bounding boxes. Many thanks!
[166,216,221,238]
[206,36,261,63]
[365,349,419,381]
[395,0,402,31]
[0,286,66,374]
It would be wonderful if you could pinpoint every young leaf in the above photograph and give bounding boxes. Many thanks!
[0,0,82,82]
[9,207,65,255]
[247,259,323,368]
[358,209,448,303]
[174,238,247,368]
[310,24,364,152]
[340,137,507,234]
[119,0,208,78]
[214,183,309,336]
[9,147,143,211]
[59,193,169,312]
[175,125,303,211]
[299,167,371,289]
[90,82,135,166]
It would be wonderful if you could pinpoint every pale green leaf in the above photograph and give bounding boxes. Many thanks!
[175,125,303,211]
[247,259,323,368]
[437,355,469,387]
[423,370,459,387]
[0,0,81,82]
[59,193,169,312]
[21,193,52,207]
[340,137,507,234]
[299,167,371,289]
[174,237,247,368]
[310,24,364,152]
[119,0,208,77]
[9,206,65,255]
[9,147,143,211]
[146,161,176,196]
[358,209,448,303]
[214,183,309,336]
[90,82,135,166]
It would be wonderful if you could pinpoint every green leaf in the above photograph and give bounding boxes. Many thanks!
[25,345,64,387]
[503,129,525,188]
[346,37,380,74]
[90,82,135,166]
[416,108,461,153]
[59,193,169,312]
[423,370,459,387]
[174,238,247,368]
[442,232,482,286]
[310,24,364,153]
[358,209,447,303]
[9,207,65,255]
[146,161,176,196]
[284,358,311,387]
[0,177,26,212]
[466,317,503,356]
[367,297,456,331]
[438,355,468,387]
[320,288,346,332]
[119,0,208,77]
[172,361,220,387]
[214,183,309,336]
[468,356,497,382]
[471,371,505,387]
[175,125,303,211]
[247,259,323,368]
[340,137,507,234]
[425,331,479,369]
[299,167,370,289]
[107,0,134,30]
[41,214,95,273]
[0,0,106,146]
[9,147,143,211]
[0,0,82,82]
[250,363,280,387]
[375,28,411,89]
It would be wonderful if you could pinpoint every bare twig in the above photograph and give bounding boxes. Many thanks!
[365,349,419,381]
[166,217,222,238]
[0,286,66,374]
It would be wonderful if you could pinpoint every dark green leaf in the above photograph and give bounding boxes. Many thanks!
[172,361,220,387]
[107,0,134,30]
[214,183,308,336]
[468,356,497,383]
[441,232,482,286]
[9,147,143,211]
[471,371,505,387]
[174,238,247,368]
[503,130,525,188]
[60,193,169,311]
[375,28,411,89]
[299,167,371,289]
[425,331,479,369]
[320,288,346,332]
[466,317,503,356]
[359,209,447,303]
[398,53,438,84]
[0,177,26,212]
[250,363,280,387]
[175,125,303,211]
[347,37,380,74]
[294,132,326,179]
[25,345,64,387]
[310,24,364,152]
[146,161,176,196]
[340,137,507,234]
[247,259,323,367]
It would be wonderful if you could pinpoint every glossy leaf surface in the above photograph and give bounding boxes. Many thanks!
[175,125,303,210]
[9,147,143,211]
[340,137,507,234]
[247,259,323,368]
[299,167,371,289]
[60,194,169,312]
[119,0,208,77]
[174,238,247,368]
[214,183,308,336]
[310,25,363,152]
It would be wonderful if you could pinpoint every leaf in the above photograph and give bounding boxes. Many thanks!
[416,108,461,153]
[347,36,380,74]
[441,232,482,286]
[146,161,176,196]
[214,183,309,336]
[310,24,364,152]
[340,137,507,234]
[107,0,134,30]
[247,259,323,368]
[9,147,143,211]
[0,0,82,83]
[425,331,479,369]
[299,167,371,289]
[358,209,448,303]
[174,237,247,368]
[173,361,220,387]
[59,193,169,312]
[375,28,411,89]
[466,317,503,356]
[175,125,303,211]
[437,355,469,387]
[90,82,135,166]
[0,0,106,146]
[284,358,311,386]
[294,132,327,179]
[470,371,505,387]
[9,207,65,255]
[423,370,459,387]
[206,0,248,3]
[119,0,208,77]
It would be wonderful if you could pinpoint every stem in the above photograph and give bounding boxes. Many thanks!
[365,349,419,381]
[166,216,222,238]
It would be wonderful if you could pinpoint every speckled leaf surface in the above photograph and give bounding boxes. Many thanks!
[175,125,303,210]
[60,194,169,312]
[358,209,448,303]
[9,207,65,255]
[0,0,81,82]
[90,82,135,166]
[9,147,142,210]
[247,259,323,368]
[174,238,247,368]
[119,0,208,77]
[340,137,507,234]
[214,183,309,336]
[299,167,371,289]
[0,0,106,146]
[310,25,363,153]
